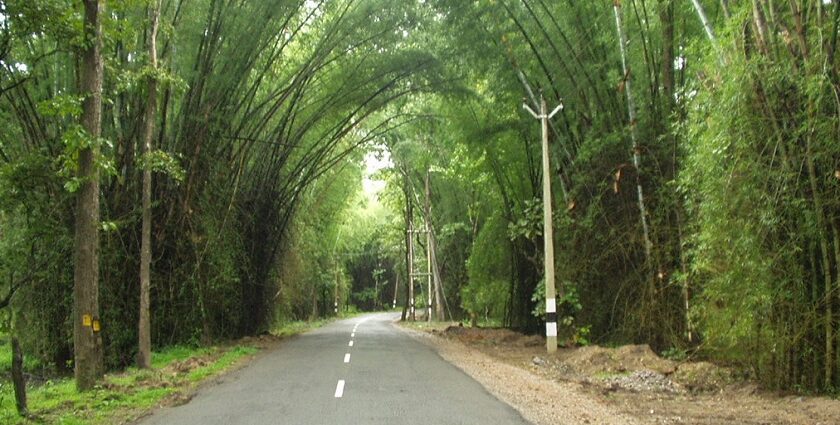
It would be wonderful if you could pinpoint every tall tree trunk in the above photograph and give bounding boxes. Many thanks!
[74,0,105,391]
[613,1,654,271]
[402,171,415,321]
[430,230,445,321]
[138,0,161,370]
[11,335,27,416]
[423,170,445,321]
[660,0,675,114]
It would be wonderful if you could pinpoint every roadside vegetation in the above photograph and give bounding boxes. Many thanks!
[0,321,327,423]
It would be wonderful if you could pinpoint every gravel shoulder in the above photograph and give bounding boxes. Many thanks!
[398,322,840,425]
[398,323,639,425]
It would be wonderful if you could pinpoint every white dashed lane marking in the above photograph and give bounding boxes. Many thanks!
[335,320,365,398]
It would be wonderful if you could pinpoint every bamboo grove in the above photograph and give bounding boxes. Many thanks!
[0,0,838,395]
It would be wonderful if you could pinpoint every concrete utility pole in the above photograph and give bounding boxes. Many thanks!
[523,94,563,353]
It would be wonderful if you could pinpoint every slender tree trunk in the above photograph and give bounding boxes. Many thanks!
[804,135,834,389]
[720,0,732,19]
[408,217,416,321]
[138,0,161,370]
[310,286,319,321]
[374,275,380,310]
[834,224,840,385]
[660,0,692,341]
[809,240,821,388]
[11,336,27,416]
[423,170,445,321]
[402,172,415,321]
[660,0,675,113]
[392,266,399,309]
[425,220,432,322]
[401,190,410,321]
[430,231,445,321]
[74,0,104,391]
[691,0,718,44]
[751,0,770,54]
[614,1,654,271]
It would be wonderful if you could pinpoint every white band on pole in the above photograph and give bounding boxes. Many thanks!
[546,298,556,313]
[546,322,557,337]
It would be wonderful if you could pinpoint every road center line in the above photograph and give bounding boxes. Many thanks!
[334,380,345,398]
[351,332,355,337]
[344,353,351,363]
[349,340,354,347]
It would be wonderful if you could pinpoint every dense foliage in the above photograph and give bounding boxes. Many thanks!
[0,0,837,395]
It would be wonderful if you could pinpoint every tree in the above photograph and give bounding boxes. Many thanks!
[74,0,105,390]
[138,0,161,370]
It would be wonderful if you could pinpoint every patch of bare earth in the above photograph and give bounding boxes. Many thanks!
[399,323,840,425]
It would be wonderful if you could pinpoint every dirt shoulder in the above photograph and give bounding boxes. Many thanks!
[398,322,840,425]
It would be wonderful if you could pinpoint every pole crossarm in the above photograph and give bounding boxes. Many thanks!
[522,102,564,120]
[523,103,540,119]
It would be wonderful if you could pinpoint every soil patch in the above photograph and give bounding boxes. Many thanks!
[413,323,840,424]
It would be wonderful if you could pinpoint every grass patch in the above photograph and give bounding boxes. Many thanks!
[186,346,257,382]
[270,313,362,338]
[0,335,43,373]
[593,370,632,380]
[0,343,253,425]
[271,319,331,338]
[0,317,337,424]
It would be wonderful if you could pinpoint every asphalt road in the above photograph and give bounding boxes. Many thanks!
[138,312,530,425]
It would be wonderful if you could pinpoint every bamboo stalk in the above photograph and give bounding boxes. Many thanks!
[691,0,718,44]
[613,1,654,268]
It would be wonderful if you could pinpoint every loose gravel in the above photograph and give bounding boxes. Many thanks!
[401,325,640,425]
[399,322,840,425]
[602,369,682,394]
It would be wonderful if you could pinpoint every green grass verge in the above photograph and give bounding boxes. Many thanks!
[0,336,42,373]
[0,319,331,424]
[0,344,253,425]
[272,319,331,338]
